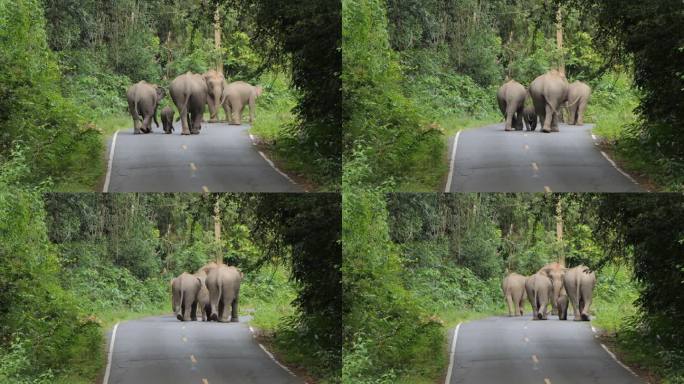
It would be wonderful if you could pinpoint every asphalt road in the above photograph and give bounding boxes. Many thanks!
[447,315,642,384]
[105,122,302,192]
[104,315,302,384]
[446,123,644,192]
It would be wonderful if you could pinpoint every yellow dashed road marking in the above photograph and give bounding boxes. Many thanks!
[544,379,552,384]
[544,186,552,193]
[532,354,539,363]
[531,162,539,171]
[190,355,197,364]
[202,185,210,193]
[190,162,197,171]
[202,379,209,384]
[524,144,529,151]
[181,144,188,150]
[182,336,187,342]
[524,337,529,343]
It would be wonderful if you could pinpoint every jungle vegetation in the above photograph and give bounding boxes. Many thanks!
[0,0,340,190]
[343,191,684,383]
[0,185,341,383]
[343,0,683,190]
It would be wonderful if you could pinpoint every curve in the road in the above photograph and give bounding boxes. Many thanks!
[446,123,643,192]
[105,122,302,192]
[447,315,642,384]
[104,315,302,384]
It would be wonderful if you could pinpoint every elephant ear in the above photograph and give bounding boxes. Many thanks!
[155,86,166,101]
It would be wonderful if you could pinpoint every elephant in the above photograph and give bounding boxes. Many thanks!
[170,272,202,321]
[502,273,527,316]
[563,265,596,321]
[525,272,552,320]
[556,294,569,320]
[203,70,225,123]
[221,81,263,125]
[537,262,566,315]
[528,70,569,133]
[160,106,175,134]
[169,72,208,135]
[523,105,537,131]
[126,81,165,134]
[565,81,592,126]
[496,80,527,131]
[206,265,243,322]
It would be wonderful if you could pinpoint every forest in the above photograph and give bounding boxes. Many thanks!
[0,186,341,383]
[343,0,683,191]
[343,191,684,383]
[0,0,341,191]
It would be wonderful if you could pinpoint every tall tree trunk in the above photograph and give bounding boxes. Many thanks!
[214,197,222,264]
[556,6,565,76]
[214,4,223,75]
[556,197,564,266]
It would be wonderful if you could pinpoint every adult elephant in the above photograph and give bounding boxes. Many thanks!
[194,262,219,321]
[525,273,552,320]
[206,265,243,322]
[126,81,165,134]
[502,272,527,316]
[563,265,596,321]
[496,80,527,131]
[566,81,592,126]
[222,81,263,125]
[170,272,202,321]
[169,72,208,135]
[537,262,566,315]
[528,70,569,133]
[203,70,225,123]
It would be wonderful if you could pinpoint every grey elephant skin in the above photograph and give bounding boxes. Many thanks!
[222,81,263,125]
[566,81,592,126]
[171,272,202,321]
[528,70,569,133]
[537,262,566,315]
[194,262,219,321]
[496,80,527,131]
[160,106,174,134]
[525,272,552,320]
[127,81,165,134]
[556,294,569,320]
[502,272,527,316]
[204,69,225,123]
[169,71,208,135]
[563,265,596,321]
[206,265,243,322]
[523,105,537,131]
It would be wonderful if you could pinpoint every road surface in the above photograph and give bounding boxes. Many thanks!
[104,315,302,384]
[446,123,643,192]
[447,315,642,384]
[105,122,302,192]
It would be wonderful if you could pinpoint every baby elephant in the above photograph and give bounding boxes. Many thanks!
[160,106,175,134]
[523,105,537,131]
[556,294,569,320]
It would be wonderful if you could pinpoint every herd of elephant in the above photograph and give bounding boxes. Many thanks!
[502,262,596,321]
[126,70,263,135]
[497,70,592,133]
[170,261,243,322]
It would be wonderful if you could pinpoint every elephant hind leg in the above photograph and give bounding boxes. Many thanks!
[230,296,239,322]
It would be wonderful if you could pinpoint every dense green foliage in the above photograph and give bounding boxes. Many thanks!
[0,190,341,383]
[0,0,340,189]
[343,0,682,189]
[343,192,684,382]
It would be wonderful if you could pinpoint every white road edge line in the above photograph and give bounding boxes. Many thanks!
[103,130,120,193]
[599,151,641,187]
[600,343,640,378]
[258,343,297,377]
[445,131,461,193]
[103,322,119,384]
[444,322,462,384]
[258,151,297,186]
